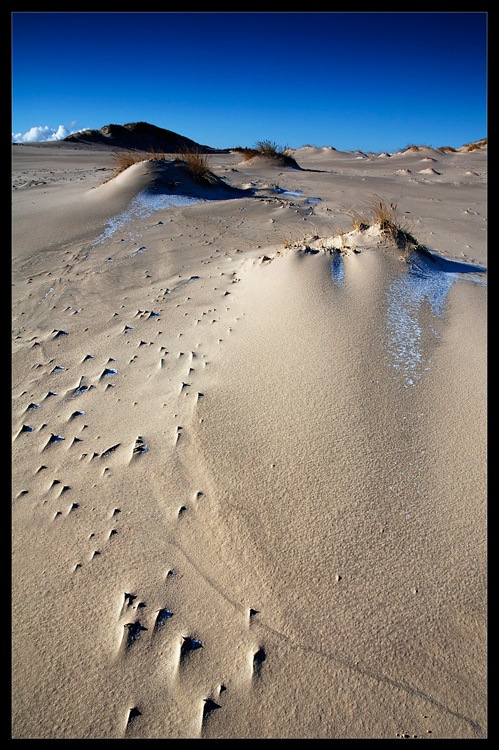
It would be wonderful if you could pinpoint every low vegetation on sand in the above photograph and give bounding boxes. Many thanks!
[111,148,156,176]
[173,148,219,185]
[233,140,299,167]
[347,197,423,252]
[285,198,428,258]
[404,138,487,153]
[111,147,219,185]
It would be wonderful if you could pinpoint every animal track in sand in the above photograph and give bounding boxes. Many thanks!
[179,635,203,664]
[69,410,85,421]
[13,251,249,716]
[100,442,121,459]
[201,697,221,729]
[43,433,65,449]
[126,706,142,729]
[153,607,174,632]
[131,435,148,457]
[119,584,177,647]
[123,621,148,650]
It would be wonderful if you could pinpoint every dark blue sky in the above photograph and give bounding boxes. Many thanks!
[12,12,487,152]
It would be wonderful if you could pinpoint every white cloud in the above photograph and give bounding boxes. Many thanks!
[12,124,80,143]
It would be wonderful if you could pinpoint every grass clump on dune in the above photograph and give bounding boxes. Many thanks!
[254,140,292,158]
[110,146,219,186]
[283,198,428,258]
[111,149,147,177]
[111,148,166,177]
[173,148,219,185]
[347,197,423,253]
[233,140,299,167]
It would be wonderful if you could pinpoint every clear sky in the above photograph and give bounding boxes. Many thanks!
[12,11,487,153]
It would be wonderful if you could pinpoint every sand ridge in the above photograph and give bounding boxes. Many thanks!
[12,140,486,738]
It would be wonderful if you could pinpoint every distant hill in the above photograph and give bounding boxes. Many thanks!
[65,121,226,153]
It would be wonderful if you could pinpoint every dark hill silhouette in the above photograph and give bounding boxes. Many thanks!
[65,121,226,153]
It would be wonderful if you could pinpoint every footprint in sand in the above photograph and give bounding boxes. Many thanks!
[126,706,142,729]
[101,442,121,459]
[133,436,148,453]
[100,367,118,380]
[179,635,203,664]
[201,697,221,727]
[123,621,148,650]
[118,587,177,656]
[17,424,34,436]
[69,410,85,421]
[43,433,65,449]
[153,607,173,632]
[252,646,266,677]
[68,502,79,513]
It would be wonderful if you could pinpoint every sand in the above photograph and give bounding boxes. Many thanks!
[12,139,487,739]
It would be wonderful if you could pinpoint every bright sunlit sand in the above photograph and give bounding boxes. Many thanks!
[12,129,486,738]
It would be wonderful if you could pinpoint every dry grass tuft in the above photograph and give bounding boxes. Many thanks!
[111,148,167,177]
[465,138,487,151]
[371,198,402,236]
[348,197,422,253]
[255,140,289,157]
[233,140,299,167]
[111,149,145,177]
[173,148,218,185]
[110,147,219,186]
[404,143,433,152]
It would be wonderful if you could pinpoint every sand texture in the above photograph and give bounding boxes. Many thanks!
[12,140,487,739]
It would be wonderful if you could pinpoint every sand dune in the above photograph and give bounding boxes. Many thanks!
[65,120,223,153]
[12,137,487,738]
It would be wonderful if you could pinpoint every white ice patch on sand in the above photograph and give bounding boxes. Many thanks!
[330,252,345,287]
[331,247,485,388]
[93,189,204,244]
[385,250,486,387]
